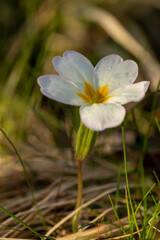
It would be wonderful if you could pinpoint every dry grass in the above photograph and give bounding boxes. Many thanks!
[0,117,160,239]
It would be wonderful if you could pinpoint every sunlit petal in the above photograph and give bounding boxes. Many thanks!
[38,75,84,106]
[94,55,138,91]
[53,51,94,91]
[108,81,150,105]
[80,103,126,131]
[93,54,123,88]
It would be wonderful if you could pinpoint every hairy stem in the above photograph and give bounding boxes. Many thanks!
[72,159,83,232]
[76,159,83,209]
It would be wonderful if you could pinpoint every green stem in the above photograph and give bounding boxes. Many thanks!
[76,159,83,209]
[72,159,83,232]
[73,122,98,231]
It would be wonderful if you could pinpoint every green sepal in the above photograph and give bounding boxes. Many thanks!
[75,122,98,161]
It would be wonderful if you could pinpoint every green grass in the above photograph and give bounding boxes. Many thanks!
[0,205,46,240]
[155,118,160,132]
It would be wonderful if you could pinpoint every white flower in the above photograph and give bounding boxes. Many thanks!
[38,51,150,131]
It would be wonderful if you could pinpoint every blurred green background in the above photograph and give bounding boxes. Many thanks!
[0,0,160,149]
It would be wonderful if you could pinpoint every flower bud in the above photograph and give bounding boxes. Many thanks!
[75,122,98,161]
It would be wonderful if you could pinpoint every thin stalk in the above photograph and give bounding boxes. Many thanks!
[125,186,131,232]
[76,159,83,209]
[0,128,47,231]
[73,121,98,232]
[72,159,83,232]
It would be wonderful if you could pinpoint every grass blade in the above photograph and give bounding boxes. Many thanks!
[0,127,47,231]
[138,80,160,226]
[122,125,140,237]
[0,205,44,240]
[155,117,160,132]
[108,195,129,239]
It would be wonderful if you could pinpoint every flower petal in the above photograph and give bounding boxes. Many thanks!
[38,74,84,106]
[80,103,126,131]
[108,81,150,105]
[94,54,138,91]
[53,51,94,91]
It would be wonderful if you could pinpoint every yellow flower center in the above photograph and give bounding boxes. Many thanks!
[77,81,112,104]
